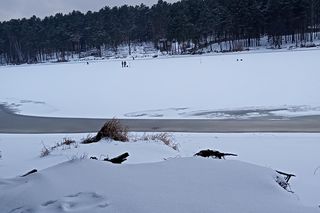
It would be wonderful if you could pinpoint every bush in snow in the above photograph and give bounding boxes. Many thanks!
[98,119,128,142]
[40,144,50,158]
[82,119,128,143]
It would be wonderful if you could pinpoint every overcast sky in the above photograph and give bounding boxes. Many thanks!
[0,0,178,21]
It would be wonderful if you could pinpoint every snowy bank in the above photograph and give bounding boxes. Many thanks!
[0,158,318,213]
[1,133,320,207]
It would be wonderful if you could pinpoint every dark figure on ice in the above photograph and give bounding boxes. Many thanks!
[124,61,127,67]
[121,61,124,68]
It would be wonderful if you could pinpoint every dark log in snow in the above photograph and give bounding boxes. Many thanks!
[276,170,296,183]
[21,169,38,177]
[104,152,129,164]
[194,149,237,159]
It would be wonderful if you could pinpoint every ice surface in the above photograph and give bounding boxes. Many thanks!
[1,50,320,118]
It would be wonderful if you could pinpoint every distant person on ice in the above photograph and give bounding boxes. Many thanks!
[121,61,124,68]
[124,61,127,67]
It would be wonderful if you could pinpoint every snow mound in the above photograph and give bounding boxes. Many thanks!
[0,158,317,213]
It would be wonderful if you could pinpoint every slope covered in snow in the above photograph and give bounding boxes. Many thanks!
[0,158,318,213]
[1,133,320,208]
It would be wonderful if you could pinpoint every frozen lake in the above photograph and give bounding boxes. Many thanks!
[1,49,320,119]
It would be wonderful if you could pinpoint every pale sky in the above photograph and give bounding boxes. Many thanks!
[0,0,178,21]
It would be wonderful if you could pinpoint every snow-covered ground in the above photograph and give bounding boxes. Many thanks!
[1,49,320,119]
[1,158,318,213]
[1,47,320,212]
[1,133,320,211]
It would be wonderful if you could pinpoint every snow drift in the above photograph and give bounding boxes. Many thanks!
[0,158,318,213]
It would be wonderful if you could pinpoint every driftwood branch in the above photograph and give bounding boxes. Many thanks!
[276,170,296,183]
[194,149,237,159]
[21,169,37,177]
[104,152,129,164]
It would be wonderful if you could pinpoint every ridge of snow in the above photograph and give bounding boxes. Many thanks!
[1,158,318,213]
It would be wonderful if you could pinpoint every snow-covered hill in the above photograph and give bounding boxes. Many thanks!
[1,157,318,213]
[1,133,320,208]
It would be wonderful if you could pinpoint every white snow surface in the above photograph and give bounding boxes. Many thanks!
[1,49,320,118]
[1,133,320,212]
[1,158,317,213]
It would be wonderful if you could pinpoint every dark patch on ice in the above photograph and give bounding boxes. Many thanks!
[98,203,110,208]
[190,108,286,116]
[185,108,289,119]
[41,200,57,206]
[125,107,293,119]
[20,99,45,104]
[126,112,164,118]
[125,106,320,120]
[0,102,21,114]
[0,180,9,185]
[150,114,164,117]
[9,206,33,213]
[8,207,23,213]
[90,192,104,199]
[0,99,47,115]
[174,107,188,111]
[65,192,82,198]
[129,113,148,117]
[124,107,189,118]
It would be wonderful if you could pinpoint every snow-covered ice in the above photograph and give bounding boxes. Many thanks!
[1,49,320,119]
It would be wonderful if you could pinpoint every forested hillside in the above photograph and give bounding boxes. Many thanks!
[0,0,320,64]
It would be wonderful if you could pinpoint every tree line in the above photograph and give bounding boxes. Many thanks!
[0,0,320,64]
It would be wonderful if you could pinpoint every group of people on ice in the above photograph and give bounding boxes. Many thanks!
[121,61,128,68]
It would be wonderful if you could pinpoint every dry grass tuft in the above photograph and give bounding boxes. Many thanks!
[40,138,79,157]
[133,132,179,151]
[81,118,129,144]
[97,119,129,142]
[81,134,97,144]
[69,153,88,161]
[50,138,78,150]
[62,138,76,145]
[82,119,128,144]
[40,144,50,157]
